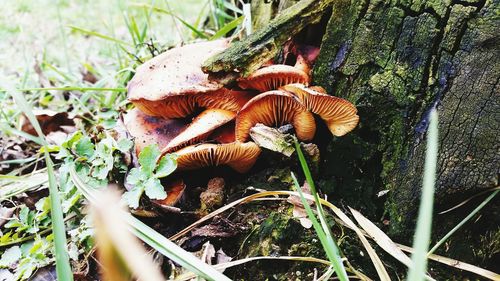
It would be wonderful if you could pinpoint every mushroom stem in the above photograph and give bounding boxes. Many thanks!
[235,90,316,142]
[294,55,311,75]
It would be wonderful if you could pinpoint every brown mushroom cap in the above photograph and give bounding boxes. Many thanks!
[235,90,316,142]
[175,142,261,173]
[161,109,236,153]
[123,108,188,155]
[128,39,248,118]
[281,83,359,136]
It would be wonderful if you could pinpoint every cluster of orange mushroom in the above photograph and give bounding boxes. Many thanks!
[124,39,359,174]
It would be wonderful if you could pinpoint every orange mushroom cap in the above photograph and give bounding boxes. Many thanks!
[123,108,188,155]
[175,142,261,173]
[128,39,248,118]
[281,83,359,136]
[161,108,236,153]
[235,90,316,142]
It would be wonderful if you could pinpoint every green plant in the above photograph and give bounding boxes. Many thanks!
[123,144,177,209]
[291,138,349,281]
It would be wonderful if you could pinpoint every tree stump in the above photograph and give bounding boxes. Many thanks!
[204,0,499,275]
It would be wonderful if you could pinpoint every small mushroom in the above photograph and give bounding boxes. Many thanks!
[175,142,261,173]
[237,64,309,92]
[123,108,188,155]
[127,39,247,118]
[281,83,359,136]
[235,90,316,142]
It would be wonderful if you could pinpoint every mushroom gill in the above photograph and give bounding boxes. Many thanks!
[235,90,316,142]
[175,142,261,173]
[281,83,359,136]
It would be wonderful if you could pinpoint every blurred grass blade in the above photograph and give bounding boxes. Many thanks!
[428,189,499,255]
[292,139,349,281]
[68,25,132,47]
[18,86,126,92]
[210,16,244,40]
[92,189,164,281]
[241,2,252,36]
[130,3,208,39]
[7,87,73,281]
[407,109,438,281]
[68,25,132,46]
[0,170,48,201]
[69,166,231,281]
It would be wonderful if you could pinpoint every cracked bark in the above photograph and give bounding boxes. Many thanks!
[313,0,499,269]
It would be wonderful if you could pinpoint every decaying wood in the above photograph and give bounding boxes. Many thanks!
[202,0,334,83]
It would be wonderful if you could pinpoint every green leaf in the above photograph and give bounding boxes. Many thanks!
[0,246,22,267]
[75,137,95,158]
[117,139,133,152]
[63,132,83,148]
[144,178,167,200]
[126,168,144,185]
[155,154,177,178]
[122,186,145,209]
[138,144,160,176]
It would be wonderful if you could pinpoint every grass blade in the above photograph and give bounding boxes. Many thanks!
[18,87,126,92]
[129,3,209,39]
[7,88,73,281]
[407,109,439,281]
[92,190,164,281]
[209,16,244,40]
[428,189,499,255]
[399,244,500,280]
[68,25,132,46]
[350,208,412,266]
[293,139,349,281]
[176,256,331,281]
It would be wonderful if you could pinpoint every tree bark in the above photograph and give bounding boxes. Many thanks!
[314,0,499,268]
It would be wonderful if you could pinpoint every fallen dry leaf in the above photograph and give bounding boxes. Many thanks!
[288,181,313,229]
[20,109,76,136]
